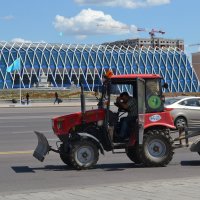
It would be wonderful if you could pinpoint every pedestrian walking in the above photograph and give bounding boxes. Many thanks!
[21,97,26,105]
[26,93,30,105]
[54,92,59,104]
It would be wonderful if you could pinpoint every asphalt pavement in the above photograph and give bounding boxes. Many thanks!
[0,177,199,200]
[0,100,200,199]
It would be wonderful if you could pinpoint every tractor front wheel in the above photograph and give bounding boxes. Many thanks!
[138,129,174,167]
[59,144,73,167]
[60,153,73,167]
[126,147,142,164]
[69,140,99,170]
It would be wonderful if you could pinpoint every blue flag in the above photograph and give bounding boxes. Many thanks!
[6,58,21,73]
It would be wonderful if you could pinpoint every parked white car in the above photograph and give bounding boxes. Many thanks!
[165,96,200,128]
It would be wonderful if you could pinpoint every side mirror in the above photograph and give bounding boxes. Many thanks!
[162,83,168,89]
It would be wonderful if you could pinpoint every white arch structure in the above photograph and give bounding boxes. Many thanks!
[0,42,199,92]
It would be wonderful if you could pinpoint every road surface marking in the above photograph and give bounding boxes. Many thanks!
[12,130,52,134]
[48,138,57,141]
[0,150,33,155]
[0,125,27,128]
[0,115,54,120]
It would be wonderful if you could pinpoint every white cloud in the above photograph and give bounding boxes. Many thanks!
[0,15,14,21]
[146,0,170,6]
[74,0,171,8]
[10,38,46,43]
[11,38,33,43]
[53,9,137,39]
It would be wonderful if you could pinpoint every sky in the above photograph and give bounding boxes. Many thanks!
[0,0,200,57]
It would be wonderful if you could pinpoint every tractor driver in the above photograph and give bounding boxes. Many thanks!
[114,92,137,140]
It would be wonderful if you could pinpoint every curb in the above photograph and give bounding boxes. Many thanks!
[0,102,98,108]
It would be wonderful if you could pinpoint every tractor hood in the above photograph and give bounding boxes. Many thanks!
[52,109,105,136]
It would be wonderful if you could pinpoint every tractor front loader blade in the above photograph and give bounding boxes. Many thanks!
[33,131,51,162]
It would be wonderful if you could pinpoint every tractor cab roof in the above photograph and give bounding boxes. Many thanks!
[111,74,162,79]
[110,74,162,83]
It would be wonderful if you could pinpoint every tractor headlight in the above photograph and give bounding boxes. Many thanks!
[57,120,63,129]
[97,120,103,126]
[51,119,54,128]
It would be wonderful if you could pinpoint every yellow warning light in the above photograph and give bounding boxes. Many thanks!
[105,70,113,78]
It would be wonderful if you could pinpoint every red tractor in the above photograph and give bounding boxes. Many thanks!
[33,73,176,169]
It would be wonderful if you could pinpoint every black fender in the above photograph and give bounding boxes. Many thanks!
[190,138,200,153]
[76,132,104,155]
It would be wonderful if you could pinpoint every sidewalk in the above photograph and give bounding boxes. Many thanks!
[0,177,199,200]
[0,100,98,108]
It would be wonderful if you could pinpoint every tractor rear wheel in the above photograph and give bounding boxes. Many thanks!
[138,129,174,167]
[126,147,142,164]
[69,140,99,170]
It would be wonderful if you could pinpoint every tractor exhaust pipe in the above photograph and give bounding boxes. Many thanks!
[80,83,86,115]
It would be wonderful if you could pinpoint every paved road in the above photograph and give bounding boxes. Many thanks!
[0,107,200,199]
[1,177,200,200]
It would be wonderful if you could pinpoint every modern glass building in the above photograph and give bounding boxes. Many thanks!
[0,42,199,92]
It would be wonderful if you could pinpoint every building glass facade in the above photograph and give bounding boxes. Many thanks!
[0,42,199,92]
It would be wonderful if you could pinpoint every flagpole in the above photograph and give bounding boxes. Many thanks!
[6,58,21,104]
[18,59,21,105]
[20,73,21,105]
